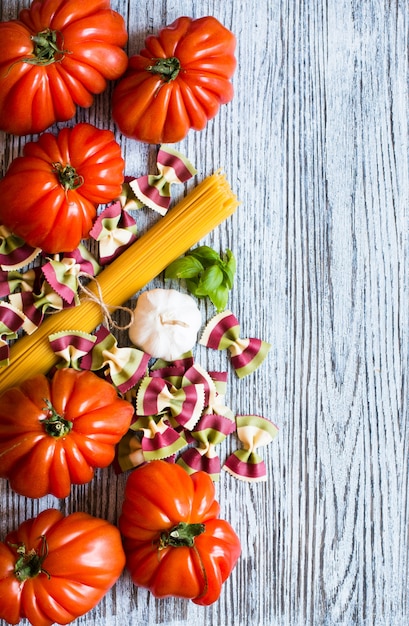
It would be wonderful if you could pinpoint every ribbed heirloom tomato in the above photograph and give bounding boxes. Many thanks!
[0,122,125,253]
[0,508,125,626]
[119,460,241,605]
[0,368,134,498]
[112,16,237,143]
[0,0,128,135]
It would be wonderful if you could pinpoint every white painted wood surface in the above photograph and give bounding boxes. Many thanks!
[0,1,408,625]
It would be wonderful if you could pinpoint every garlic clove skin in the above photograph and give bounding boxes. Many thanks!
[129,288,202,361]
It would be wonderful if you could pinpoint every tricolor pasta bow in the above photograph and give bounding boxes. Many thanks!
[49,326,150,394]
[136,374,206,431]
[178,413,237,481]
[200,310,271,377]
[89,202,138,265]
[223,415,279,482]
[129,145,197,215]
[0,225,40,270]
[0,302,25,366]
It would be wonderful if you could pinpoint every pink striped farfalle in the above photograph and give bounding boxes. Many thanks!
[0,225,41,270]
[200,310,271,378]
[223,415,279,482]
[42,245,101,304]
[9,283,74,334]
[115,431,145,473]
[115,420,181,474]
[136,374,205,430]
[177,412,236,481]
[0,302,26,366]
[128,145,197,216]
[150,362,234,421]
[48,330,98,370]
[0,267,42,299]
[132,414,186,461]
[89,201,138,265]
[80,326,151,394]
[151,352,195,372]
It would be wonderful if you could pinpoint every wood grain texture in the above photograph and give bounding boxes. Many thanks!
[0,1,408,625]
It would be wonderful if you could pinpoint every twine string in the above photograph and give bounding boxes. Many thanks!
[77,272,134,331]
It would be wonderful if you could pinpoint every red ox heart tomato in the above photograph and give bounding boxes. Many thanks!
[0,508,125,626]
[0,0,128,135]
[119,460,241,605]
[0,123,124,253]
[112,16,237,144]
[0,368,134,498]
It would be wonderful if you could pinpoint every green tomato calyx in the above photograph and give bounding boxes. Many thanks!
[41,399,73,438]
[12,536,51,581]
[146,57,181,82]
[159,522,206,549]
[27,28,69,66]
[52,162,84,192]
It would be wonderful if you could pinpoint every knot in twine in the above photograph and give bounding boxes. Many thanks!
[77,272,134,331]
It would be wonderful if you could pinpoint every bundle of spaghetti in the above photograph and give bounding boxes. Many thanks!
[0,172,239,395]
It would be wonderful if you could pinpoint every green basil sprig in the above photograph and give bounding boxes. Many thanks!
[164,246,236,312]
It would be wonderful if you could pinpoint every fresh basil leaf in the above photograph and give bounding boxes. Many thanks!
[194,265,224,296]
[164,256,204,279]
[225,249,236,273]
[208,284,229,312]
[189,245,221,266]
[217,250,235,289]
[221,265,235,289]
[185,278,201,295]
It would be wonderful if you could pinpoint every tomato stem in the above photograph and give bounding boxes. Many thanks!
[52,162,84,192]
[41,399,73,438]
[11,536,51,581]
[159,522,205,549]
[146,57,181,82]
[26,28,69,66]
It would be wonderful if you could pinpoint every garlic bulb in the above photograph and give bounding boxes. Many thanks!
[129,288,202,360]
